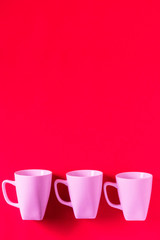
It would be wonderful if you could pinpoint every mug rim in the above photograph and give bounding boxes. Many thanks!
[116,171,152,180]
[66,169,103,178]
[15,169,52,177]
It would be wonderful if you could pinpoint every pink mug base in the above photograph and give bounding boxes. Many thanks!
[75,216,97,219]
[124,215,147,221]
[125,218,146,221]
[75,213,97,219]
[21,211,45,221]
[22,216,44,220]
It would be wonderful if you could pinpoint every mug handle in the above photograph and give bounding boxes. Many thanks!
[2,180,19,208]
[54,179,72,207]
[103,182,122,210]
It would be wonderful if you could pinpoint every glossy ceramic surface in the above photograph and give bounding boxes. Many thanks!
[104,172,153,221]
[54,170,103,219]
[2,169,52,220]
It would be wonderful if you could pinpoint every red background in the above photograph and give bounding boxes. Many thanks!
[0,0,160,239]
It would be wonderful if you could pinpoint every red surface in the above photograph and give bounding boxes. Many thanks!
[0,0,160,239]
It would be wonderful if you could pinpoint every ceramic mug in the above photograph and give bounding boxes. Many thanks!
[103,172,153,221]
[2,169,52,220]
[54,170,103,219]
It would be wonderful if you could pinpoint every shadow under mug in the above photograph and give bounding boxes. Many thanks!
[104,172,153,221]
[2,169,52,220]
[54,170,103,219]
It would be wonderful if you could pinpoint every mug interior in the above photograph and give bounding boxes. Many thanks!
[67,170,102,177]
[116,172,152,179]
[15,169,52,177]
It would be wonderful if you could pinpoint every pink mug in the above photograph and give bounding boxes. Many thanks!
[54,170,103,219]
[2,169,52,220]
[104,172,153,221]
